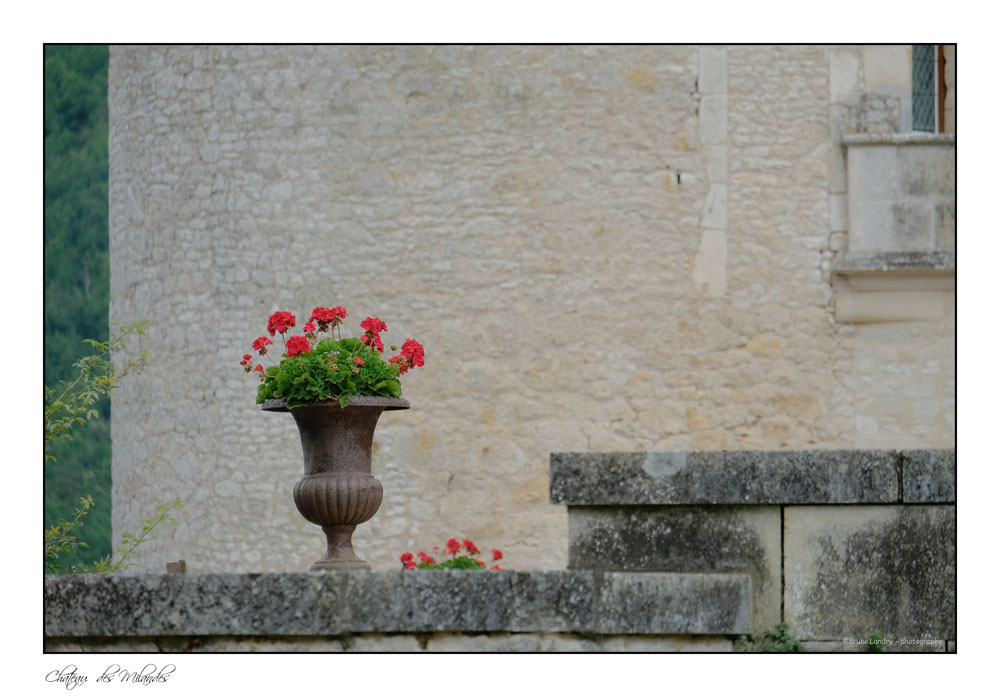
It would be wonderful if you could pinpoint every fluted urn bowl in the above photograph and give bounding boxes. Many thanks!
[262,395,409,571]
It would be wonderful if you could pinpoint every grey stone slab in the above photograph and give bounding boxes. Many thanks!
[569,506,779,633]
[594,572,750,636]
[901,449,956,502]
[784,506,955,641]
[45,570,752,639]
[550,450,901,505]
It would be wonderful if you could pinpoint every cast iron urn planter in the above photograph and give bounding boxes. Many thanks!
[262,395,409,571]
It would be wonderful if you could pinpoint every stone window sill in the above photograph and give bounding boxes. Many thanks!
[833,251,954,323]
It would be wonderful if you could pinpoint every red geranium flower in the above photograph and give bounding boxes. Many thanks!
[286,335,311,357]
[309,306,347,332]
[353,356,365,365]
[405,560,417,570]
[267,311,296,337]
[446,538,461,555]
[401,338,425,367]
[463,539,480,555]
[492,549,503,561]
[389,338,425,375]
[360,317,387,334]
[490,565,502,571]
[252,336,274,354]
[303,321,317,333]
[400,552,414,564]
[361,332,384,353]
[475,559,486,567]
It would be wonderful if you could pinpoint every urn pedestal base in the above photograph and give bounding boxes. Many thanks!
[310,525,371,571]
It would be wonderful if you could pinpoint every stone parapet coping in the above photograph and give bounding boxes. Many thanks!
[834,250,955,274]
[842,132,955,146]
[550,450,955,505]
[44,570,751,639]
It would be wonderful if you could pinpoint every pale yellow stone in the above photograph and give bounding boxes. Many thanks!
[693,429,729,450]
[675,136,696,151]
[761,416,794,441]
[747,334,782,358]
[686,406,706,430]
[625,68,657,90]
[777,393,820,417]
[410,427,437,458]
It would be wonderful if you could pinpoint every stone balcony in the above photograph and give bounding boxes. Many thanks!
[833,133,954,323]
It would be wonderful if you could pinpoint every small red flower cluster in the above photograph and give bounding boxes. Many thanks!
[309,306,347,333]
[252,336,273,354]
[267,311,296,337]
[360,316,388,353]
[400,537,503,571]
[388,338,425,375]
[240,354,264,374]
[285,335,311,357]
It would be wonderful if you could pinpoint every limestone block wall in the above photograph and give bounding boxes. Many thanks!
[108,46,955,575]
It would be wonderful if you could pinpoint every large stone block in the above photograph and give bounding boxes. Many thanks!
[550,450,900,505]
[784,505,955,641]
[44,570,752,641]
[901,449,955,502]
[568,505,779,632]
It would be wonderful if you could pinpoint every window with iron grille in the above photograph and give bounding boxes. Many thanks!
[912,44,940,132]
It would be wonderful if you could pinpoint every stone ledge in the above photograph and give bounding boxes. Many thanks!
[834,250,955,276]
[842,132,955,146]
[551,450,902,505]
[44,570,751,639]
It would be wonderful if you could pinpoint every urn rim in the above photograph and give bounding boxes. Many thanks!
[261,396,411,412]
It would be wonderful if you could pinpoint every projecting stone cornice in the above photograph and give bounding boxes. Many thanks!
[841,132,955,146]
[549,449,956,505]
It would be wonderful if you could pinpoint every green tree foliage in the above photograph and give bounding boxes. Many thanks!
[44,45,111,568]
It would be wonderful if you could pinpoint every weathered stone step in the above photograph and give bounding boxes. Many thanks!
[45,570,752,640]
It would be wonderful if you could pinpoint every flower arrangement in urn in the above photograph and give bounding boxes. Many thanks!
[243,306,424,571]
[241,306,424,407]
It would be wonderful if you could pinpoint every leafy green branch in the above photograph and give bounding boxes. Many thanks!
[44,497,182,575]
[88,498,183,574]
[44,319,150,462]
[44,495,96,573]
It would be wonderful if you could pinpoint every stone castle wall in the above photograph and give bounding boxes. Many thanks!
[108,45,955,573]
